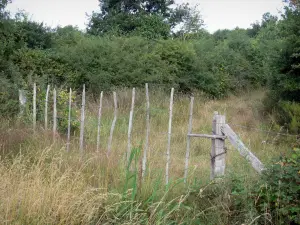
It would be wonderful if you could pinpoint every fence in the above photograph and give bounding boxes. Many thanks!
[17,83,298,185]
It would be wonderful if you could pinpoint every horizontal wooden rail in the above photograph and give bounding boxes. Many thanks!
[187,134,226,139]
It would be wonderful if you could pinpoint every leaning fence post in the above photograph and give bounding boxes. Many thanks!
[66,88,72,152]
[142,83,150,178]
[79,85,86,154]
[33,83,36,130]
[166,88,174,185]
[96,91,103,152]
[210,112,226,179]
[184,96,194,183]
[221,124,264,173]
[53,88,57,141]
[127,88,135,163]
[107,91,117,155]
[45,85,50,130]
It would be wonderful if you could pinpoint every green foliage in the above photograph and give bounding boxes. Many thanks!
[1,0,298,120]
[57,89,80,133]
[253,148,300,224]
[0,77,19,117]
[0,0,10,19]
[87,0,203,38]
[87,0,176,37]
[11,48,75,85]
[280,101,300,133]
[15,19,53,49]
[88,12,170,39]
[263,2,300,133]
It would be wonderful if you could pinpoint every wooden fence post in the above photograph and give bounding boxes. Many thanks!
[107,91,117,155]
[66,88,72,152]
[45,85,50,130]
[19,89,26,116]
[53,88,57,141]
[142,83,150,178]
[79,85,86,154]
[127,88,135,163]
[210,112,226,179]
[33,83,36,130]
[184,96,194,183]
[166,88,174,185]
[96,91,103,152]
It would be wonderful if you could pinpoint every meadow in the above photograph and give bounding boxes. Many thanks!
[0,88,294,224]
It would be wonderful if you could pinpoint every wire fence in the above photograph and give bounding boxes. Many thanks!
[216,123,299,138]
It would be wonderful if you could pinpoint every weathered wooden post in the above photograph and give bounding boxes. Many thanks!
[19,89,26,116]
[184,96,194,183]
[166,88,174,185]
[33,83,37,130]
[221,124,264,173]
[45,85,50,130]
[96,91,103,152]
[127,88,135,163]
[53,88,57,141]
[186,111,264,179]
[66,88,72,152]
[79,85,86,154]
[107,91,117,155]
[210,112,226,179]
[142,83,150,178]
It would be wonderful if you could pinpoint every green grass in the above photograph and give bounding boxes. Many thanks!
[0,89,294,224]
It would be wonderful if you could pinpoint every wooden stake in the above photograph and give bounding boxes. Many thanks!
[53,88,57,141]
[33,83,36,130]
[142,83,150,178]
[66,88,72,152]
[19,89,26,116]
[45,85,50,130]
[107,91,117,155]
[210,112,226,179]
[96,91,103,152]
[127,88,135,163]
[79,85,86,154]
[184,96,194,183]
[166,88,174,185]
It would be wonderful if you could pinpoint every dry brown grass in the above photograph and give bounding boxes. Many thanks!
[0,89,293,224]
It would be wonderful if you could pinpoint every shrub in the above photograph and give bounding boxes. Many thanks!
[0,77,19,117]
[57,89,80,134]
[279,101,300,134]
[253,148,300,224]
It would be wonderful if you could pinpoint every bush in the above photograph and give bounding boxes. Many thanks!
[56,89,80,134]
[0,77,19,117]
[279,101,300,134]
[253,148,300,224]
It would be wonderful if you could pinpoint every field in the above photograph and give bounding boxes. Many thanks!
[0,88,294,224]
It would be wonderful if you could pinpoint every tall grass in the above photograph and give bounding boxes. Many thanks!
[0,89,293,224]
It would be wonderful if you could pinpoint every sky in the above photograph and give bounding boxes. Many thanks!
[7,0,286,33]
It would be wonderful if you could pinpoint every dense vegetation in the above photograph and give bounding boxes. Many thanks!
[0,0,299,133]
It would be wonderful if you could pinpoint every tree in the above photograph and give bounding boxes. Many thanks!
[172,4,204,39]
[261,12,278,28]
[266,0,300,133]
[213,29,231,41]
[87,0,202,38]
[0,0,11,19]
[247,21,261,37]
